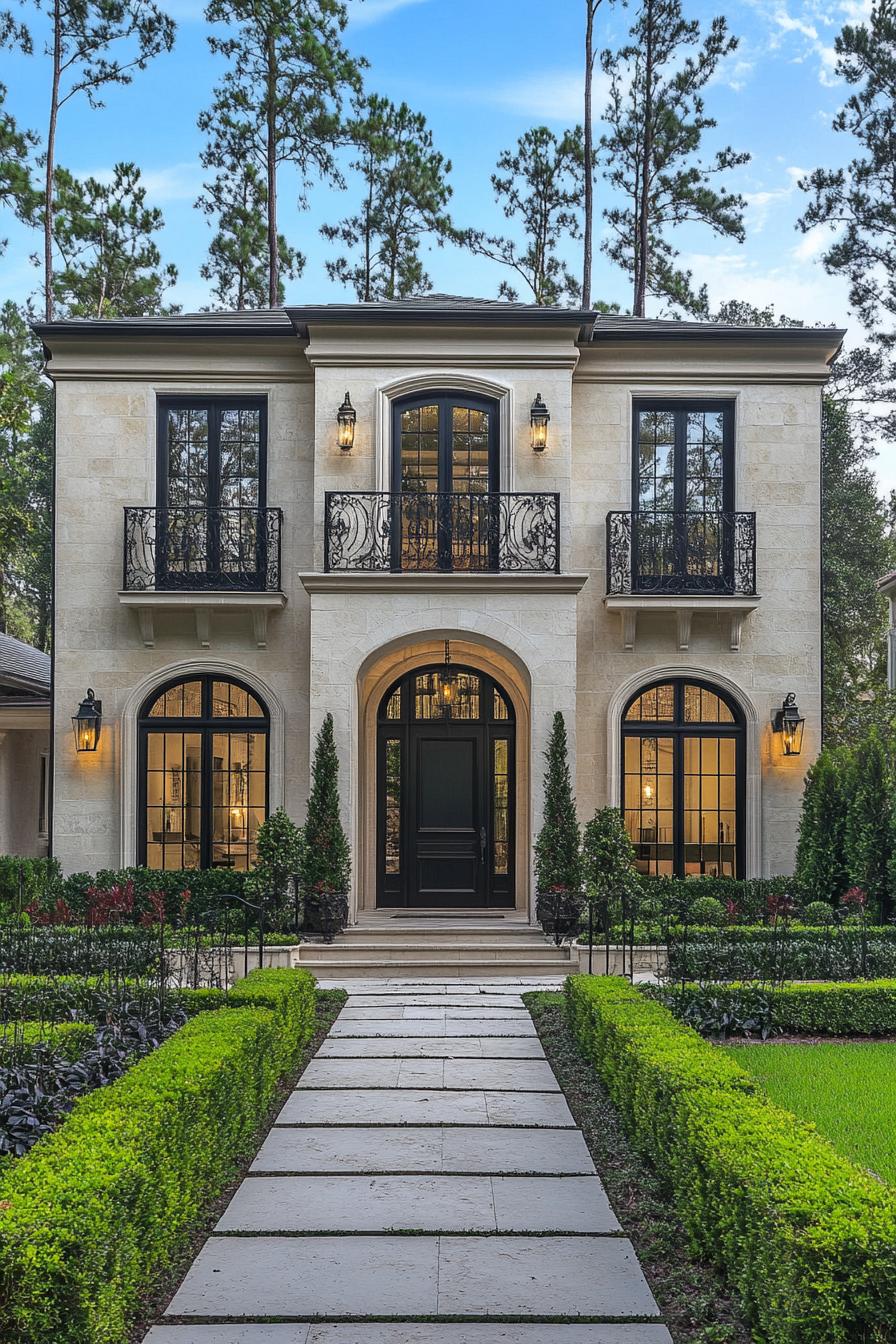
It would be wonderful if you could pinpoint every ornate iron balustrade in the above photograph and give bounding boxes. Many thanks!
[123,507,282,592]
[606,510,757,596]
[324,491,561,574]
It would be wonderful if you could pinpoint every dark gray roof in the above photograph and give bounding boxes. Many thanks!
[32,296,845,354]
[0,632,50,694]
[592,313,846,348]
[287,293,595,329]
[32,309,295,341]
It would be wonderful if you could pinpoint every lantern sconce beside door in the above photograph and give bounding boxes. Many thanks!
[530,394,550,452]
[336,392,356,452]
[771,692,805,756]
[72,689,102,753]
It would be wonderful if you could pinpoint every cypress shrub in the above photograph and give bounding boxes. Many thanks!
[844,727,895,920]
[534,711,581,894]
[794,746,850,906]
[300,713,351,896]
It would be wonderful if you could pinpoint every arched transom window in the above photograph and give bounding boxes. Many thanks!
[138,675,269,871]
[622,679,743,879]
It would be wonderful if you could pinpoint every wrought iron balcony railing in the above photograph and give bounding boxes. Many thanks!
[324,491,560,574]
[606,510,757,596]
[123,506,282,592]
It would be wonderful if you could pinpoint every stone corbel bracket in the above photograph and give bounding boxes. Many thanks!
[604,595,760,653]
[118,591,287,650]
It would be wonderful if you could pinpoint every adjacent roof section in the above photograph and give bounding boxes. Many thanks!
[878,569,896,596]
[0,632,51,698]
[31,294,846,360]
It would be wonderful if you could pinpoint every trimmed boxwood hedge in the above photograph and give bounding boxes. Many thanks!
[566,975,896,1344]
[666,979,896,1037]
[668,924,896,981]
[0,1020,94,1061]
[0,968,316,1343]
[0,973,225,1022]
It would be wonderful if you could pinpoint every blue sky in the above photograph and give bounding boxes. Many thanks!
[3,0,894,493]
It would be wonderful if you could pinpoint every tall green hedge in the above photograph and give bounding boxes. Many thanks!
[0,968,316,1343]
[664,979,896,1037]
[566,976,896,1344]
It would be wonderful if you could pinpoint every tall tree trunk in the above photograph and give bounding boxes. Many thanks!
[364,160,373,301]
[44,0,62,323]
[635,0,654,317]
[265,29,279,308]
[582,0,596,309]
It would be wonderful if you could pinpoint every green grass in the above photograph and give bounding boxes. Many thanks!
[727,1041,896,1185]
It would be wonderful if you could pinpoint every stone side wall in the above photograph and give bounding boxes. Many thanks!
[0,730,49,858]
[52,369,314,873]
[572,361,822,875]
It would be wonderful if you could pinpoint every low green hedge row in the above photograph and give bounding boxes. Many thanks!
[665,979,896,1036]
[566,976,896,1344]
[0,967,316,1343]
[668,924,896,981]
[0,1020,94,1061]
[0,973,223,1022]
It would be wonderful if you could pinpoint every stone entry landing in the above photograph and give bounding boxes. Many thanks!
[145,979,671,1344]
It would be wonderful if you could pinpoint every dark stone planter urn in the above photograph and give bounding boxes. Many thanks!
[304,890,349,943]
[536,888,584,946]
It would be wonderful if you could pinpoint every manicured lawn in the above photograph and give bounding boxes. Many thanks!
[728,1041,896,1185]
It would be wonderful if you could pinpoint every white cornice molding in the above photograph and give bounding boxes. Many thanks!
[299,571,589,595]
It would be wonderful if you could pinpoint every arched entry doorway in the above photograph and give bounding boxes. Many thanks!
[376,660,515,908]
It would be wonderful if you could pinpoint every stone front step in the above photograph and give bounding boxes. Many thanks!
[299,941,567,963]
[293,956,573,979]
[147,1326,673,1343]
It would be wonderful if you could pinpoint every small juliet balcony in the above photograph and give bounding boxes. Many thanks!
[323,491,561,575]
[604,510,759,653]
[119,506,286,649]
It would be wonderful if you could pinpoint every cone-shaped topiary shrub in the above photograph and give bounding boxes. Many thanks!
[300,714,351,898]
[534,711,581,895]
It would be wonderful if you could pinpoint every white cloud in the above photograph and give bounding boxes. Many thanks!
[480,68,605,123]
[83,162,199,204]
[793,221,835,262]
[346,0,429,26]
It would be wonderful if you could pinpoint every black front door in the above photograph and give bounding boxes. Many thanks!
[413,727,485,906]
[377,665,515,908]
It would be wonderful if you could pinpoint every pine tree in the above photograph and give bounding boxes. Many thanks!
[53,163,178,317]
[598,0,749,315]
[844,727,894,920]
[300,713,351,895]
[199,156,304,309]
[28,0,176,320]
[464,126,584,306]
[794,747,850,905]
[321,93,454,301]
[798,2,896,349]
[534,711,581,893]
[198,0,362,308]
[0,82,37,255]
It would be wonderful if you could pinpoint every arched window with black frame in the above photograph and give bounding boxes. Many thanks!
[138,674,269,871]
[621,678,744,879]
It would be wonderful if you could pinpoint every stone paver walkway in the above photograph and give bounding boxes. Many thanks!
[145,979,671,1344]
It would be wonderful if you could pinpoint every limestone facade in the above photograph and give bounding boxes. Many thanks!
[38,304,841,916]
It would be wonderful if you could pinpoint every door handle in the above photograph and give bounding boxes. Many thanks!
[479,826,487,863]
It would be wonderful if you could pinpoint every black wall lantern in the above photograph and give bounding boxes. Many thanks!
[772,692,805,756]
[530,393,550,452]
[434,639,459,718]
[336,391,356,451]
[72,688,102,753]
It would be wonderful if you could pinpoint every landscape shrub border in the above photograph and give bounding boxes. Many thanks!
[0,1020,94,1061]
[0,967,317,1343]
[662,979,896,1036]
[566,975,896,1344]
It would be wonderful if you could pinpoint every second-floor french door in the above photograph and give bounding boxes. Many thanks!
[391,392,499,571]
[156,397,267,589]
[633,400,735,592]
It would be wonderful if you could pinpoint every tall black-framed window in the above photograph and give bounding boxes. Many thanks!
[156,396,268,588]
[138,674,269,871]
[391,391,500,571]
[633,399,735,591]
[621,678,744,879]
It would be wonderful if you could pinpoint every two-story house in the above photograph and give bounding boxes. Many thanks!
[35,295,843,921]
